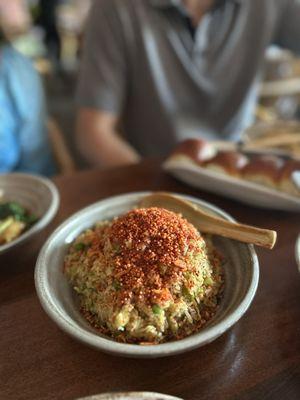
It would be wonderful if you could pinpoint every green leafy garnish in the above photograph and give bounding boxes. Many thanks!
[0,202,25,219]
[16,213,38,225]
[8,202,25,216]
[0,202,38,226]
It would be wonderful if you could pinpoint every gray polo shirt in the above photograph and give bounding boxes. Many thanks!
[77,0,300,157]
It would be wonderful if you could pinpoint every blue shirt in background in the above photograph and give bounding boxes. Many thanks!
[0,45,56,176]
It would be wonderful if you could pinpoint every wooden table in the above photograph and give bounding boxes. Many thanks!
[1,159,300,400]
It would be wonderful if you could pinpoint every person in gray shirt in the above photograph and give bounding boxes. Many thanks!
[76,0,300,167]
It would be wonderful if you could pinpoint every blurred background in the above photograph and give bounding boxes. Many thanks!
[0,0,92,174]
[1,0,300,175]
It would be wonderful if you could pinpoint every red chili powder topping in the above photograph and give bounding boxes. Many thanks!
[107,207,202,305]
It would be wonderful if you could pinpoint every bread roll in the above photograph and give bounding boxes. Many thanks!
[242,155,284,189]
[279,160,300,196]
[171,139,216,165]
[205,151,249,177]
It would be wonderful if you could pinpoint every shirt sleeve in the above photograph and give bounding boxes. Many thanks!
[274,0,300,54]
[76,0,128,115]
[0,55,20,172]
[14,63,55,176]
[3,47,55,176]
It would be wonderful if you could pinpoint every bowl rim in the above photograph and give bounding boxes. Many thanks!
[76,392,182,400]
[35,191,259,357]
[0,172,60,254]
[295,234,300,272]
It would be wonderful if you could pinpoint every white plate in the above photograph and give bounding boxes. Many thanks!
[35,192,259,358]
[163,157,300,211]
[76,392,182,400]
[0,173,60,254]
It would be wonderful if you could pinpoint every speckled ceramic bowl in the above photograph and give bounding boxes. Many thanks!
[35,192,259,358]
[76,392,182,400]
[0,173,59,254]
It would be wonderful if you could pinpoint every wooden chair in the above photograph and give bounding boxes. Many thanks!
[47,118,76,174]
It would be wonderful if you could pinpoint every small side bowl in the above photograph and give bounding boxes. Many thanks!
[35,192,259,358]
[0,173,60,254]
[296,235,300,272]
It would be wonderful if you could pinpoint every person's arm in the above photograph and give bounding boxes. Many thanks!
[76,108,140,167]
[0,94,20,172]
[0,47,20,172]
[274,0,300,54]
[76,0,139,168]
[9,48,56,176]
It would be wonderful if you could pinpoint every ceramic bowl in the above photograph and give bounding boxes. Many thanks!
[76,392,182,400]
[0,173,59,254]
[35,192,259,358]
[296,235,300,272]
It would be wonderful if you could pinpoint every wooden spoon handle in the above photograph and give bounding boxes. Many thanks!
[140,193,277,249]
[245,132,300,149]
[197,213,277,249]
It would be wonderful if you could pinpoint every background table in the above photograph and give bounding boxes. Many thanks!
[1,159,300,400]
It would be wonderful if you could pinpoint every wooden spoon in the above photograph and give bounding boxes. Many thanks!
[244,132,300,150]
[140,192,277,249]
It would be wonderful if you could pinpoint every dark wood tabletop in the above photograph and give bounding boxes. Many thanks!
[1,159,300,400]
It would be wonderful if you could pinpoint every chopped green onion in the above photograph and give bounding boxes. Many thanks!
[113,280,121,291]
[204,276,214,286]
[152,304,162,315]
[112,243,120,254]
[182,286,194,301]
[74,242,88,251]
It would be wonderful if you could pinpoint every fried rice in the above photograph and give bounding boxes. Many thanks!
[64,207,224,344]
